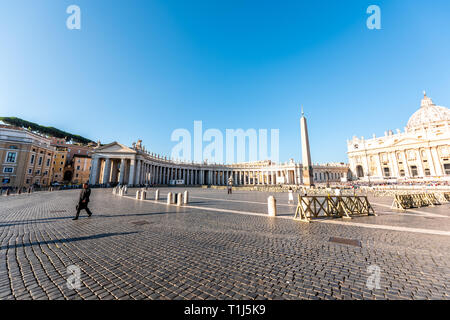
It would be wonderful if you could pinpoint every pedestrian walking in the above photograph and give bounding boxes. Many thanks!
[288,187,294,204]
[227,177,233,194]
[73,183,93,220]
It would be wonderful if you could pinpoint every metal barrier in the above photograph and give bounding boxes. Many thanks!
[391,193,442,210]
[294,195,376,222]
[444,192,450,202]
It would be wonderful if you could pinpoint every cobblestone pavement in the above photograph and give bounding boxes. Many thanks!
[0,187,449,300]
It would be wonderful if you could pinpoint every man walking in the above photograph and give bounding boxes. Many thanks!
[227,177,233,194]
[73,183,93,220]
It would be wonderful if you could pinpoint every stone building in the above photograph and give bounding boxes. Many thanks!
[51,146,68,184]
[49,138,94,184]
[0,125,56,189]
[347,92,450,182]
[89,142,349,186]
[71,154,92,184]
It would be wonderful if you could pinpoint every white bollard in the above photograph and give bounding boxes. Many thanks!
[268,196,277,217]
[136,190,141,199]
[167,192,173,205]
[140,190,147,200]
[177,193,183,206]
[183,190,189,204]
[155,189,160,201]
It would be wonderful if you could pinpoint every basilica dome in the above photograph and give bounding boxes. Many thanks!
[407,92,450,129]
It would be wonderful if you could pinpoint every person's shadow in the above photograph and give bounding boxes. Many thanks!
[0,232,139,251]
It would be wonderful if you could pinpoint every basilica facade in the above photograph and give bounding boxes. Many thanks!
[347,92,450,182]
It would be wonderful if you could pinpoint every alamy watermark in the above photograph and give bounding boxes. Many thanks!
[66,5,81,30]
[67,265,81,290]
[366,264,381,290]
[170,121,279,164]
[366,5,381,30]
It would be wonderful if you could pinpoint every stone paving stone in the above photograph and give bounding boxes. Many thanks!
[0,188,449,300]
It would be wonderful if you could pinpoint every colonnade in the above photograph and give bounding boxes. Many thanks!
[89,156,307,186]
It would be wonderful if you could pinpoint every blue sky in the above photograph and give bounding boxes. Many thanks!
[1,0,449,164]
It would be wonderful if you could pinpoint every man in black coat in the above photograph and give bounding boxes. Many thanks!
[73,183,93,220]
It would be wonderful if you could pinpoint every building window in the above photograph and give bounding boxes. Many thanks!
[26,179,30,184]
[46,159,50,167]
[9,145,18,149]
[383,167,390,177]
[444,164,450,175]
[38,157,43,166]
[6,152,17,163]
[3,167,13,173]
[2,178,10,184]
[30,154,35,164]
[76,174,79,178]
[410,166,418,177]
[77,166,80,170]
[28,168,32,174]
[36,170,41,175]
[59,168,62,172]
[424,168,431,176]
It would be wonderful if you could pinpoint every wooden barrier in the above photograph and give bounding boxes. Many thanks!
[391,193,442,210]
[294,195,376,222]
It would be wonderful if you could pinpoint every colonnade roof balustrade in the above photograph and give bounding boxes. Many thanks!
[89,141,349,186]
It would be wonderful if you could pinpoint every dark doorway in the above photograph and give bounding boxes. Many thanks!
[356,165,364,178]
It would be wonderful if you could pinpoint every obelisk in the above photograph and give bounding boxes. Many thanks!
[300,106,314,187]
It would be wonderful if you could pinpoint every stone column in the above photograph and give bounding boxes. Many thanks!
[102,158,111,184]
[416,150,425,177]
[118,158,125,184]
[426,148,437,176]
[129,159,136,185]
[90,157,100,184]
[158,166,162,184]
[375,154,383,178]
[150,164,153,184]
[135,160,141,185]
[401,151,410,177]
[390,152,400,178]
[163,167,167,184]
[431,147,443,176]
